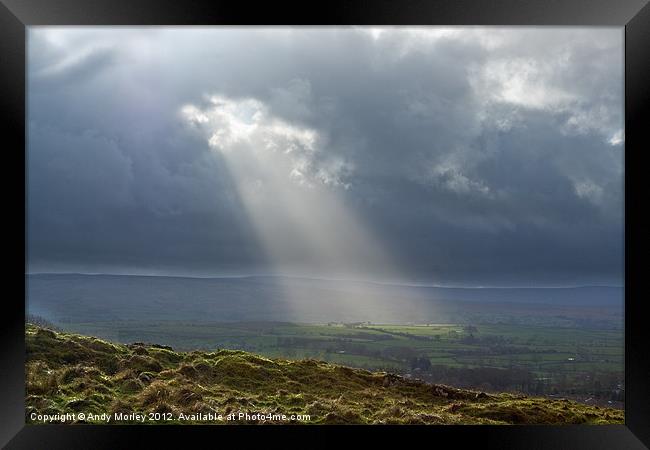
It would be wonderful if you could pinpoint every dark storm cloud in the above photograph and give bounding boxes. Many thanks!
[26,27,624,285]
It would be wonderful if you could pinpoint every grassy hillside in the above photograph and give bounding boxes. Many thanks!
[25,324,623,425]
[56,320,624,401]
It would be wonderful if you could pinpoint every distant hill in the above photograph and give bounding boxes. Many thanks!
[26,273,623,327]
[26,324,623,425]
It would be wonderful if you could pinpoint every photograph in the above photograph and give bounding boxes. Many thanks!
[24,25,627,426]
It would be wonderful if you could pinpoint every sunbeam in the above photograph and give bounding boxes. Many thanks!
[181,94,431,321]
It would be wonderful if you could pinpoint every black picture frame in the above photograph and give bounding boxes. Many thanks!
[2,0,648,448]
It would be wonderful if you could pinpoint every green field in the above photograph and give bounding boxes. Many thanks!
[55,320,623,406]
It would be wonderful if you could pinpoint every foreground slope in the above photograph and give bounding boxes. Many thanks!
[25,324,623,425]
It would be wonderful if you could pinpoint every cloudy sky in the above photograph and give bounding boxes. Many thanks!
[26,27,624,286]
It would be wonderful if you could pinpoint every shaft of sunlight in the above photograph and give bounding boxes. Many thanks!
[182,94,436,322]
